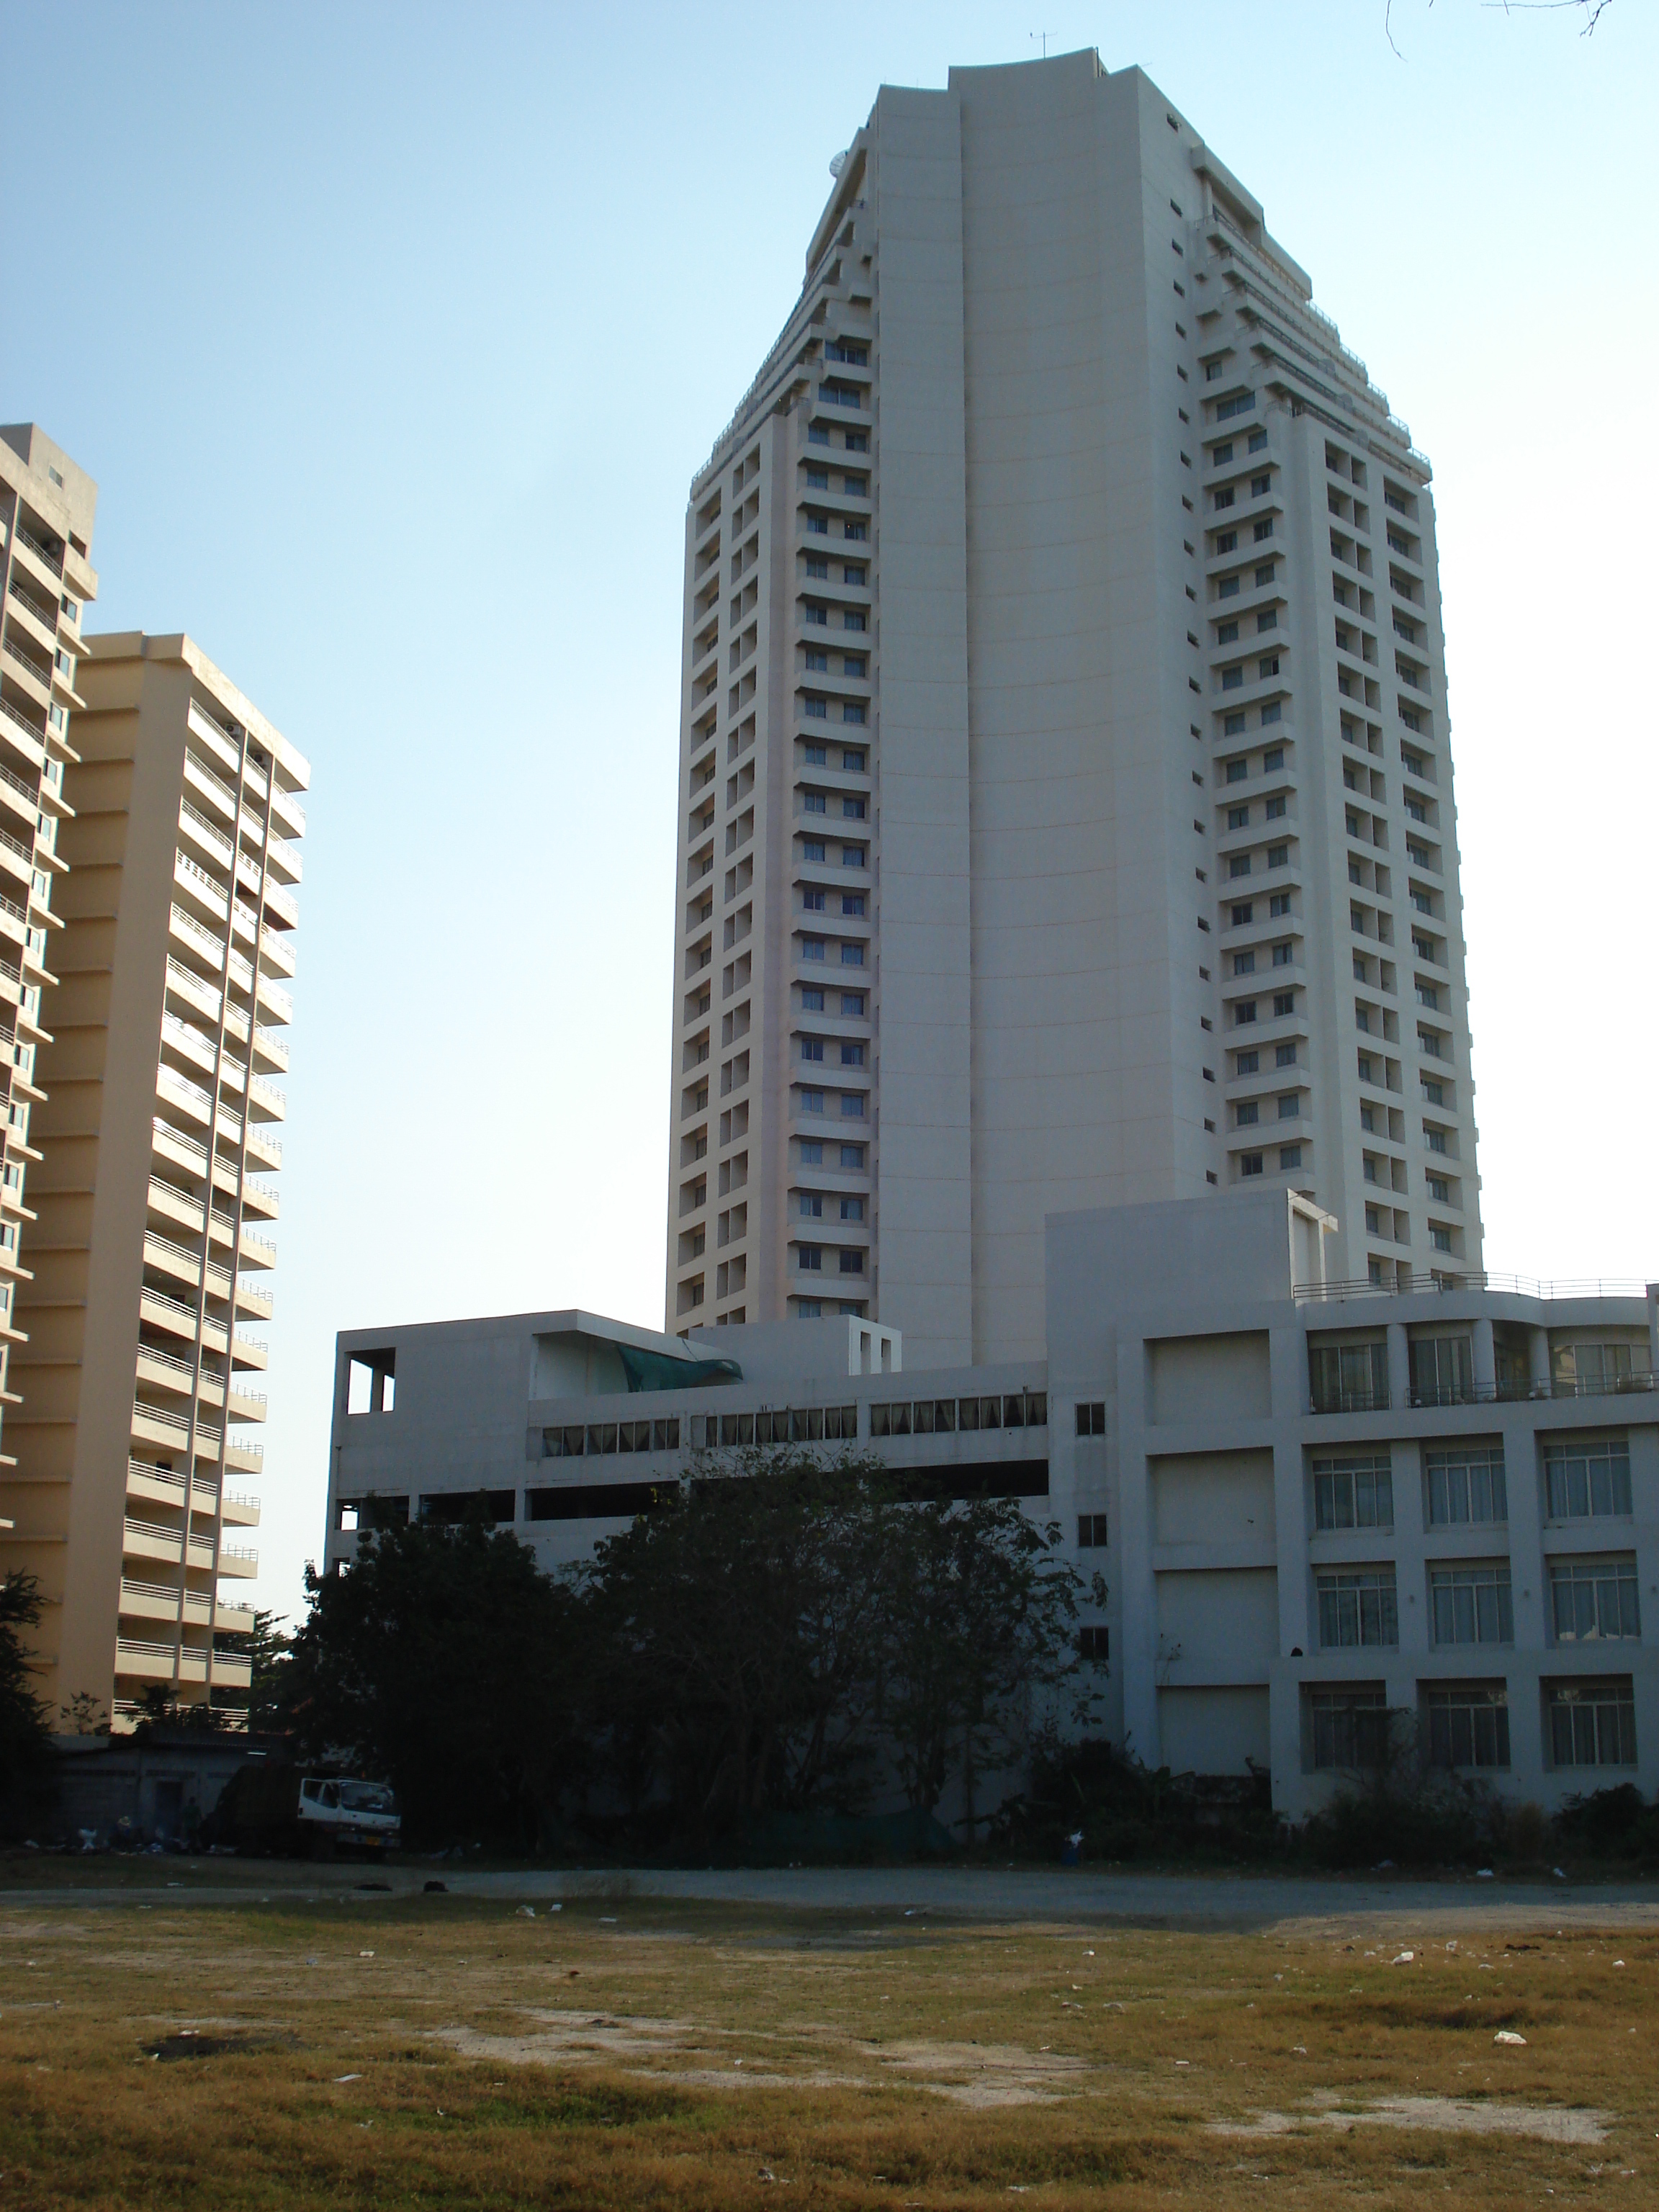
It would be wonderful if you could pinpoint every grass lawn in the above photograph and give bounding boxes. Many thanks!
[1,1869,1655,2208]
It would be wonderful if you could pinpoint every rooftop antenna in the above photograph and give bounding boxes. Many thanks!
[1030,30,1049,57]
[828,149,848,179]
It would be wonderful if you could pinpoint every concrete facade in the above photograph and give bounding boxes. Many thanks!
[0,426,97,1485]
[328,1193,1655,1821]
[665,52,1480,1364]
[4,635,308,1730]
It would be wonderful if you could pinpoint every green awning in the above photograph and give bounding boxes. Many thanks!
[616,1344,742,1395]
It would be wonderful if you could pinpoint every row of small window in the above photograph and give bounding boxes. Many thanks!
[806,426,868,453]
[799,1192,864,1220]
[1234,1094,1301,1128]
[803,697,866,724]
[1226,843,1290,878]
[801,891,866,918]
[1212,518,1276,555]
[543,1419,681,1457]
[1220,702,1284,736]
[800,1036,865,1066]
[797,1245,866,1274]
[693,1403,861,1444]
[1232,989,1298,1025]
[796,1299,868,1318]
[1235,1042,1300,1076]
[1366,1207,1455,1256]
[803,791,867,819]
[801,743,865,770]
[868,1390,1048,1437]
[1231,940,1293,975]
[799,1139,866,1169]
[1226,795,1287,829]
[799,840,866,868]
[1308,1682,1637,1773]
[803,565,867,591]
[795,1089,866,1118]
[804,468,868,495]
[1238,1146,1304,1176]
[1316,1560,1641,1650]
[1211,472,1272,515]
[1220,655,1282,690]
[1216,558,1276,602]
[800,987,865,1016]
[1210,385,1256,418]
[1313,1440,1634,1527]
[1223,742,1285,783]
[804,514,868,542]
[1216,609,1279,647]
[804,651,867,677]
[799,939,866,967]
[1209,428,1269,466]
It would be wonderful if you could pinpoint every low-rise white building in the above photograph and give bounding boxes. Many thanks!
[325,1191,1658,1820]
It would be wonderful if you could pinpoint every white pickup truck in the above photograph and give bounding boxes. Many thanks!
[210,1762,402,1858]
[296,1776,401,1858]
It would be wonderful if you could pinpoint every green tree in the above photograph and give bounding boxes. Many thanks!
[1,1570,55,1833]
[283,1516,581,1847]
[876,1495,1105,1834]
[214,1609,293,1732]
[576,1453,896,1838]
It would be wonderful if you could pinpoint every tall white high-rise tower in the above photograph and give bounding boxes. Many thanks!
[665,50,1480,1362]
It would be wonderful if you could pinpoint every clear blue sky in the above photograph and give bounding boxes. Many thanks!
[3,1,1653,1624]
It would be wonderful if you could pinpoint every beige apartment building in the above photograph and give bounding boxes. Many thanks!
[665,51,1480,1362]
[0,426,96,1473]
[2,634,308,1730]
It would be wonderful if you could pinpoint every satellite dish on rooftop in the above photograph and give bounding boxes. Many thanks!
[828,150,848,179]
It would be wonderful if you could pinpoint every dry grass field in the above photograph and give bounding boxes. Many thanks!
[2,1867,1656,2209]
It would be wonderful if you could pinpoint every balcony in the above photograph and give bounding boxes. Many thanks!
[245,1122,283,1170]
[122,1515,215,1568]
[120,1576,254,1628]
[114,1638,190,1683]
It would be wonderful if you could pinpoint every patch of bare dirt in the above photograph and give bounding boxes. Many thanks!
[429,2010,1096,2105]
[1210,2092,1611,2145]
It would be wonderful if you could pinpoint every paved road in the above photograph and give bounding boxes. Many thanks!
[6,1861,1659,1934]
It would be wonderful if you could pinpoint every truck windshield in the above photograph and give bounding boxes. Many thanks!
[340,1783,397,1815]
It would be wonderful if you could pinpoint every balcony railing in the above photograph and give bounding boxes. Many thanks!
[1310,1371,1657,1415]
[170,902,225,960]
[3,632,53,686]
[1309,1385,1390,1416]
[175,848,229,905]
[0,695,46,748]
[1294,1271,1651,1304]
[16,526,63,575]
[179,796,234,858]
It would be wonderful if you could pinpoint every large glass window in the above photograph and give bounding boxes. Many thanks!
[1306,1686,1388,1768]
[1550,1557,1640,1642]
[1545,1438,1632,1520]
[1317,1570,1398,1649]
[1547,1681,1637,1768]
[1309,1341,1388,1414]
[1430,1565,1512,1646]
[1409,1334,1473,1408]
[1425,1685,1509,1769]
[1313,1453,1393,1531]
[1424,1444,1507,1527]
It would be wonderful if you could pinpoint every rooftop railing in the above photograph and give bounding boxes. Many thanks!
[1295,1272,1651,1305]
